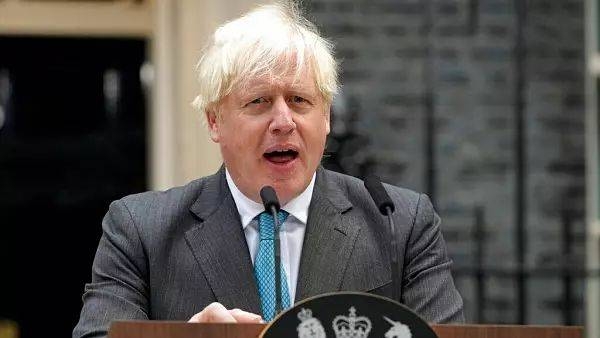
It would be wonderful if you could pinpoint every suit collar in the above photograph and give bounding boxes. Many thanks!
[188,166,229,221]
[295,167,361,301]
[185,167,261,313]
[224,168,264,229]
[313,166,353,214]
[224,168,317,229]
[185,166,365,307]
[189,166,352,220]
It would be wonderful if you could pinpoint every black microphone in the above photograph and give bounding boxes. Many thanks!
[259,186,283,317]
[364,175,395,214]
[364,175,399,302]
[260,186,281,212]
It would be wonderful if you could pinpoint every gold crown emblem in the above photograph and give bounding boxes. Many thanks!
[332,307,372,338]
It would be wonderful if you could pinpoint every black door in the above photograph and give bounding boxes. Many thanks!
[0,36,148,338]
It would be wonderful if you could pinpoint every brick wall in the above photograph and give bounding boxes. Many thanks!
[312,0,586,324]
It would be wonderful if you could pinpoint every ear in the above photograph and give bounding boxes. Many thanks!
[324,104,331,135]
[205,108,221,143]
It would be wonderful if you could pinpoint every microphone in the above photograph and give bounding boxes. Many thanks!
[260,186,281,212]
[259,186,283,317]
[364,175,399,302]
[364,175,395,215]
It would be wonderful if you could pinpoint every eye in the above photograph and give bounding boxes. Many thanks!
[290,96,309,104]
[244,96,269,108]
[245,97,268,106]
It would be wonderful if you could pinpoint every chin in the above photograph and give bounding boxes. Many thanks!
[271,184,294,199]
[273,181,307,204]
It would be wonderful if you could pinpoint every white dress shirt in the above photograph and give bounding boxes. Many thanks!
[225,169,315,303]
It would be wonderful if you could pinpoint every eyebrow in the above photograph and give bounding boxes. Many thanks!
[239,82,317,97]
[243,73,316,88]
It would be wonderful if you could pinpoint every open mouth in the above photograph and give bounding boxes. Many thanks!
[263,149,299,164]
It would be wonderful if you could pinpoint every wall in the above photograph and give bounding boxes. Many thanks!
[310,0,586,324]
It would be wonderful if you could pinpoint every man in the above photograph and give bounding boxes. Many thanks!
[73,2,463,337]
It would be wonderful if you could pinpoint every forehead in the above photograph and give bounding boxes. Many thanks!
[232,67,318,96]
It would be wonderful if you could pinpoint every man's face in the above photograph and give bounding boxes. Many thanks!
[207,69,330,205]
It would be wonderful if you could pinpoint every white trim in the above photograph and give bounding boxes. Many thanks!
[0,0,152,37]
[585,0,600,337]
[589,55,600,76]
[149,0,177,190]
[592,220,600,237]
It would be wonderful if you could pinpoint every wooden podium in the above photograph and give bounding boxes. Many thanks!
[0,320,18,338]
[109,321,583,338]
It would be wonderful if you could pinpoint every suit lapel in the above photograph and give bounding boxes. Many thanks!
[185,168,261,314]
[295,168,362,301]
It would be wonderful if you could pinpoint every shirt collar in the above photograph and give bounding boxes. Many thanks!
[225,169,316,229]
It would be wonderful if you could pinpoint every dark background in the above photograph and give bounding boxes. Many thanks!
[313,0,587,325]
[0,37,147,338]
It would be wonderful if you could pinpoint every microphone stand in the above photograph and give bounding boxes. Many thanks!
[269,205,282,315]
[385,205,399,302]
[364,176,400,302]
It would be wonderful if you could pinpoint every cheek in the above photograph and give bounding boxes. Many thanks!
[315,119,329,144]
[302,122,328,161]
[225,121,263,153]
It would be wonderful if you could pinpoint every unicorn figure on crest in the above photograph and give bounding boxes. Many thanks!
[383,316,412,338]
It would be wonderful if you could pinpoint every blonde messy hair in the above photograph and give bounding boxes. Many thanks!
[192,1,339,116]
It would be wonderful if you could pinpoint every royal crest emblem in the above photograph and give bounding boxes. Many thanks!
[383,316,412,338]
[266,292,437,338]
[332,306,372,338]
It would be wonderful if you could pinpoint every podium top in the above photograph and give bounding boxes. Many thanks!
[109,321,583,338]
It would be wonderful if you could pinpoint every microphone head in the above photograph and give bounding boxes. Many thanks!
[260,186,281,211]
[364,175,395,215]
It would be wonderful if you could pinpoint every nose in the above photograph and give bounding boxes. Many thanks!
[269,97,296,134]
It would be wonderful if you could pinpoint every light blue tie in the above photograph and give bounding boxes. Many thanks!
[254,210,291,321]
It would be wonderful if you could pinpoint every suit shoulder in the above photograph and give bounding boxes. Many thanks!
[323,169,421,199]
[118,177,206,210]
[322,168,424,215]
[113,170,225,229]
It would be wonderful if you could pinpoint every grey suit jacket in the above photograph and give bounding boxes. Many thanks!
[73,167,463,338]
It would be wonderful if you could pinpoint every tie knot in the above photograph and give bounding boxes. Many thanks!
[258,210,289,240]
